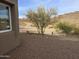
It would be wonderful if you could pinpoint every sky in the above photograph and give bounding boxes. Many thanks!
[18,0,79,18]
[0,5,9,19]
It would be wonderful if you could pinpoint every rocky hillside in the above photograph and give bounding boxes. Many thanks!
[57,11,79,27]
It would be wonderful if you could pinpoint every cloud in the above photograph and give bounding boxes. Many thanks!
[19,15,26,19]
[58,0,79,14]
[19,7,27,11]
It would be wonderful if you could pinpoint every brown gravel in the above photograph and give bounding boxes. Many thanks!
[7,33,79,59]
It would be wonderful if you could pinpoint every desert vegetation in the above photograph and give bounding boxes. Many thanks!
[55,22,79,35]
[19,8,79,36]
[26,7,57,34]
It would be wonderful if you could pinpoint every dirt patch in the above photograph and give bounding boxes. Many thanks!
[8,33,79,59]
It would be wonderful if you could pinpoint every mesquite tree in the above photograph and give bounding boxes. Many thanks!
[26,7,57,34]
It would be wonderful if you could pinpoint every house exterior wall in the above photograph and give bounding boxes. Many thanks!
[0,0,20,54]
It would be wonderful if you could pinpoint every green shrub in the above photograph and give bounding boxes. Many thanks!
[56,22,73,34]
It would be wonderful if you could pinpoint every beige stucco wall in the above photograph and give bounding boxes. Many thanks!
[0,0,20,54]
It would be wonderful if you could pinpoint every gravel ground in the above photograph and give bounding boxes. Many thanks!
[7,33,79,59]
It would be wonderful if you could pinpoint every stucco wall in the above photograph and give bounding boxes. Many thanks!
[5,0,17,4]
[0,0,20,54]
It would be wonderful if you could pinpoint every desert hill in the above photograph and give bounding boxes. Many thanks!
[57,11,79,27]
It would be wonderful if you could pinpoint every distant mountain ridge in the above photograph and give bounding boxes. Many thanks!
[56,11,79,27]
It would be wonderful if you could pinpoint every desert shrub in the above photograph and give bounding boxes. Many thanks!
[72,27,79,35]
[56,22,73,34]
[26,7,57,34]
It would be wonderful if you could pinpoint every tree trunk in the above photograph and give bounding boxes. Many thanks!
[37,28,40,34]
[41,27,44,35]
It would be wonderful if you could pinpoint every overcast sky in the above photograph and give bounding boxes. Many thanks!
[18,0,79,18]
